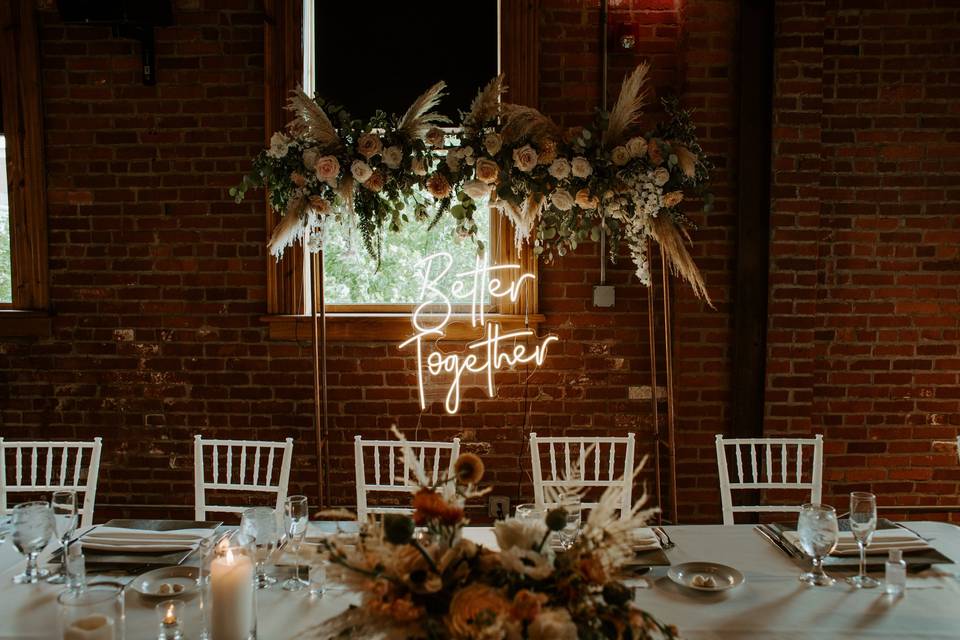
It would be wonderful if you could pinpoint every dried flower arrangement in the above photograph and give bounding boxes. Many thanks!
[234,63,712,302]
[307,429,679,640]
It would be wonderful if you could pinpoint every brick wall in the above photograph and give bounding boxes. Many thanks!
[1,0,956,524]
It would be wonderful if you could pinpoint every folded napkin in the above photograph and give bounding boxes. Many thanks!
[80,526,215,552]
[783,529,931,557]
[631,528,662,552]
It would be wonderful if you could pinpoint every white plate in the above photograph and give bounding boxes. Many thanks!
[668,562,744,592]
[130,566,199,598]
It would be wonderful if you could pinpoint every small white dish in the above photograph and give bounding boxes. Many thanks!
[668,561,744,592]
[130,566,199,598]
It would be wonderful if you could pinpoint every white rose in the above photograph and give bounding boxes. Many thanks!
[461,179,490,202]
[653,167,670,186]
[548,158,571,180]
[494,519,547,552]
[350,160,372,183]
[611,145,631,166]
[529,609,578,640]
[483,133,503,156]
[513,145,538,172]
[411,157,428,176]
[382,146,403,170]
[571,156,593,178]
[626,136,648,158]
[267,131,291,158]
[551,188,574,211]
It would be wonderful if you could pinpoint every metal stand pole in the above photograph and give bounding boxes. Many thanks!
[660,245,678,526]
[310,250,330,510]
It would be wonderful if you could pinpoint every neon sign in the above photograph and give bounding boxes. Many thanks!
[399,252,559,414]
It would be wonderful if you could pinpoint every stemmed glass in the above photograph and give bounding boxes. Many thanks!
[846,491,879,588]
[12,501,54,584]
[797,503,840,586]
[556,494,582,550]
[240,506,280,588]
[47,491,78,585]
[282,495,309,591]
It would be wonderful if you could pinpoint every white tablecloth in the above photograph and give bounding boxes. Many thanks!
[0,522,957,639]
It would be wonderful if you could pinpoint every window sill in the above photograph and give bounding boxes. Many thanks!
[0,310,52,338]
[262,313,546,342]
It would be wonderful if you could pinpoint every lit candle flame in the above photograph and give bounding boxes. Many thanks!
[163,603,177,625]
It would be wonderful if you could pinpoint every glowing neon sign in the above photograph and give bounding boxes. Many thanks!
[399,252,559,414]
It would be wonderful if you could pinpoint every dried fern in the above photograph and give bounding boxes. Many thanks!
[286,88,341,150]
[463,74,506,131]
[267,197,306,258]
[397,81,451,141]
[648,215,713,307]
[602,62,651,149]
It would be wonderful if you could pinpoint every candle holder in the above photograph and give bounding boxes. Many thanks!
[155,600,183,640]
[58,584,125,640]
[204,535,257,640]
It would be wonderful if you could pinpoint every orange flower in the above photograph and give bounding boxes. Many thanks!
[412,489,463,526]
[426,173,452,199]
[648,139,664,166]
[447,584,510,638]
[579,553,607,584]
[454,453,485,485]
[510,589,547,623]
[389,596,425,623]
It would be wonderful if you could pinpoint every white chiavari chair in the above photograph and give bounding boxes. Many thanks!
[715,434,824,525]
[193,435,294,520]
[529,432,636,519]
[354,435,460,520]
[0,438,103,530]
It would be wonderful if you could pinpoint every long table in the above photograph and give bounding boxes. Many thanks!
[0,522,958,639]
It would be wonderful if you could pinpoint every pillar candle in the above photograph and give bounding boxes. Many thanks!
[210,545,255,640]
[63,614,115,640]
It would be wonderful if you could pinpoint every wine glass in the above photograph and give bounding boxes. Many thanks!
[797,503,839,586]
[12,501,54,584]
[556,494,582,550]
[282,495,309,591]
[47,491,78,585]
[240,507,280,588]
[846,491,879,588]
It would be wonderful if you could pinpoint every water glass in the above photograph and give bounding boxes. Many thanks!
[240,507,280,588]
[282,495,309,591]
[556,494,582,550]
[58,584,125,640]
[847,491,879,588]
[797,503,840,586]
[47,490,78,585]
[11,501,53,584]
[514,503,543,522]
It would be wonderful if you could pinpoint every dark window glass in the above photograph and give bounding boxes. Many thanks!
[314,1,498,121]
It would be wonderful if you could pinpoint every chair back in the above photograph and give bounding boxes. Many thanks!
[715,434,824,525]
[529,432,636,519]
[0,438,103,529]
[354,436,460,520]
[193,435,293,520]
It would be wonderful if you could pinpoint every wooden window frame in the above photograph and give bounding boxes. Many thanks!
[261,0,542,342]
[0,0,50,337]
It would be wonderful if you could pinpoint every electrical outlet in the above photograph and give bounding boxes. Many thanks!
[593,285,615,307]
[488,495,510,520]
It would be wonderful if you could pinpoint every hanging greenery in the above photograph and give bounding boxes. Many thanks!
[232,63,713,302]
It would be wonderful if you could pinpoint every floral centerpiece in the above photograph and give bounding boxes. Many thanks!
[234,63,712,303]
[309,430,679,640]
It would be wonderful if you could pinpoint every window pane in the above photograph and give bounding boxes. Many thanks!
[0,134,11,304]
[324,205,489,306]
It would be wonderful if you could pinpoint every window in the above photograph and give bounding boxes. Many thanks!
[0,0,49,336]
[0,131,11,304]
[262,0,541,340]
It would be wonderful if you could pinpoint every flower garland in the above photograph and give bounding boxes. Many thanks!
[308,428,679,640]
[234,63,713,302]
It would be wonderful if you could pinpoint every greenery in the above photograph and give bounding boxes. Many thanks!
[324,202,489,305]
